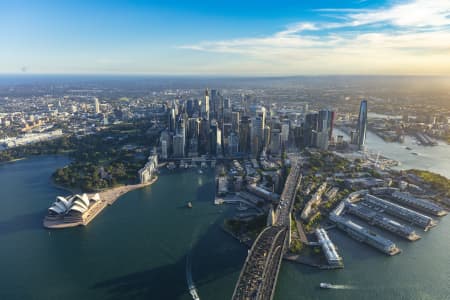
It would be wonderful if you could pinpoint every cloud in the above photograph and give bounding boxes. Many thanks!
[276,22,319,36]
[180,0,450,75]
[347,0,450,27]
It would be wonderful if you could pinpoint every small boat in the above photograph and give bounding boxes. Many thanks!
[320,283,334,289]
[405,147,412,150]
[198,169,204,175]
[411,152,419,156]
[189,287,200,300]
[187,202,193,208]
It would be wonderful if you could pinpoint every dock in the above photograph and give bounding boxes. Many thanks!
[347,202,421,241]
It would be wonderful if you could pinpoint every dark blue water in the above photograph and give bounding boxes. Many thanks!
[0,156,246,300]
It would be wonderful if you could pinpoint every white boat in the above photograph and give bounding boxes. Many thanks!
[320,282,334,289]
[189,287,200,300]
[198,169,203,174]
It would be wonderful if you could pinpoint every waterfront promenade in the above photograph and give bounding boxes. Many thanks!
[94,177,157,206]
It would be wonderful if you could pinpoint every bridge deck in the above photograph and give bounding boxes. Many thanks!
[232,159,302,300]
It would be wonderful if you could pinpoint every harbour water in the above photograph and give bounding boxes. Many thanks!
[0,148,449,300]
[0,156,245,300]
[335,128,450,178]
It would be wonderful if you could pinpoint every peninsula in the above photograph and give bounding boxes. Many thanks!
[44,177,158,229]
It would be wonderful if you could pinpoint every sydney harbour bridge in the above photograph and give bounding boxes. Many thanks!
[231,159,302,300]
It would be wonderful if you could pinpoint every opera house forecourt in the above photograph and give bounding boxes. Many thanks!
[44,193,105,228]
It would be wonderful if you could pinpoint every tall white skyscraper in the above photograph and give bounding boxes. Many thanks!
[202,89,210,120]
[94,97,100,114]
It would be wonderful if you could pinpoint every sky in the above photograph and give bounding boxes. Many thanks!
[0,0,449,76]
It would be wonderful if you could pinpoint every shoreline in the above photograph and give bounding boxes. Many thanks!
[43,176,158,229]
[0,157,27,165]
[92,177,158,206]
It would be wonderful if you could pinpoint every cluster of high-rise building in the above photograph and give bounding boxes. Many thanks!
[159,89,338,159]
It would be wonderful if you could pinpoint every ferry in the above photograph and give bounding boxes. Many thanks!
[320,283,334,289]
[189,287,200,300]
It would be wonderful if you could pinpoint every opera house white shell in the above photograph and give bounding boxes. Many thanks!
[48,193,100,216]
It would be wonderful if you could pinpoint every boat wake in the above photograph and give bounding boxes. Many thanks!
[186,229,201,300]
[328,284,355,290]
[186,252,200,300]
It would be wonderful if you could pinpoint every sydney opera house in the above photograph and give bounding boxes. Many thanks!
[44,193,102,227]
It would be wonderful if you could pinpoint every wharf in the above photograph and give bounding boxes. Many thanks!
[347,203,422,241]
[284,254,343,270]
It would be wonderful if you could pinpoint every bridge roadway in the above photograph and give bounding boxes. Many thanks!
[231,160,302,300]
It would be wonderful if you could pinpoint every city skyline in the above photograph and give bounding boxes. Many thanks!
[1,0,450,76]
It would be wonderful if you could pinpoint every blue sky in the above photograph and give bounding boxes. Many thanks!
[0,0,449,75]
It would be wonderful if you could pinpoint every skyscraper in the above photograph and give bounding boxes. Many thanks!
[161,140,168,159]
[239,116,251,154]
[281,122,290,144]
[202,89,210,120]
[251,116,264,156]
[186,99,194,117]
[303,113,318,147]
[187,118,200,140]
[269,129,282,156]
[328,111,336,139]
[210,89,217,119]
[160,130,171,158]
[228,132,239,156]
[199,118,210,154]
[316,110,334,150]
[357,100,368,149]
[318,110,329,133]
[209,120,221,156]
[94,97,100,114]
[168,107,176,133]
[231,111,240,133]
[173,134,185,157]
